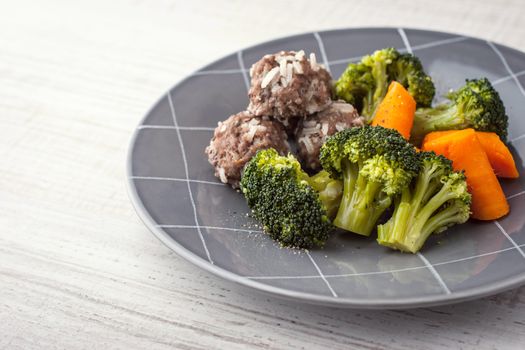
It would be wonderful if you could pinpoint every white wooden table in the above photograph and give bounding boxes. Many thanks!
[2,0,525,348]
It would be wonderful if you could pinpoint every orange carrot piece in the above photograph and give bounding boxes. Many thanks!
[371,81,416,139]
[423,130,519,179]
[476,132,519,178]
[421,129,475,156]
[421,130,457,145]
[422,128,509,220]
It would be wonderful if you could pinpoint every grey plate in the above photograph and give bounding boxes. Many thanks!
[127,28,525,309]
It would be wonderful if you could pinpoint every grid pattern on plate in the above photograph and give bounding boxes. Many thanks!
[130,28,525,300]
[166,91,212,263]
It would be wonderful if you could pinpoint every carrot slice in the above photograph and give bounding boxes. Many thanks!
[476,132,519,178]
[421,129,475,156]
[421,130,457,145]
[422,128,509,220]
[371,81,416,139]
[423,130,519,178]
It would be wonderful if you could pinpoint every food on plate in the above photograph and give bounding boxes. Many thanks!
[308,170,344,219]
[205,111,290,188]
[423,130,519,178]
[276,117,300,136]
[295,100,365,171]
[334,48,434,121]
[377,152,471,253]
[205,45,518,254]
[422,130,462,143]
[473,131,518,178]
[247,50,332,122]
[411,78,508,145]
[422,128,509,220]
[240,149,342,248]
[319,126,419,236]
[371,81,416,139]
[388,52,435,108]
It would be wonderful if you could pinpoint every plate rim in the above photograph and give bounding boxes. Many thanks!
[126,26,525,309]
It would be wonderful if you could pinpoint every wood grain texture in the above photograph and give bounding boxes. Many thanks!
[1,0,525,348]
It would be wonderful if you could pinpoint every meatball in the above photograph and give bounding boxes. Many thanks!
[206,111,290,188]
[247,50,332,121]
[295,101,365,170]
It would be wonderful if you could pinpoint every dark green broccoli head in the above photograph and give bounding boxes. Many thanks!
[453,78,508,139]
[319,126,419,236]
[412,78,508,144]
[240,149,337,248]
[335,48,435,121]
[334,62,375,111]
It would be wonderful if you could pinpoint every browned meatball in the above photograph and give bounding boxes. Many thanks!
[205,111,290,188]
[247,50,332,121]
[295,101,365,170]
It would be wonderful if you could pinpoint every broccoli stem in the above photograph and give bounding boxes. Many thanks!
[333,160,358,229]
[422,205,465,236]
[377,188,412,249]
[379,177,461,253]
[309,171,343,219]
[362,89,375,120]
[371,61,389,117]
[377,164,433,246]
[333,160,392,236]
[390,191,412,241]
[411,104,460,144]
[321,182,343,218]
[361,61,390,121]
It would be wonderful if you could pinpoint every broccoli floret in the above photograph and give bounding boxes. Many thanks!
[359,48,399,118]
[335,48,435,121]
[334,61,375,112]
[240,149,342,248]
[388,53,435,107]
[411,78,508,144]
[377,152,471,253]
[319,126,420,236]
[335,48,398,120]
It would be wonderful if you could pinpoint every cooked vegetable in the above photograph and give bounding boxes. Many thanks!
[335,48,395,120]
[377,152,471,253]
[421,128,509,220]
[240,149,342,248]
[319,125,419,236]
[421,130,457,144]
[371,81,416,139]
[335,48,434,121]
[472,131,518,178]
[387,53,435,108]
[423,130,519,178]
[308,169,344,219]
[411,78,508,145]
